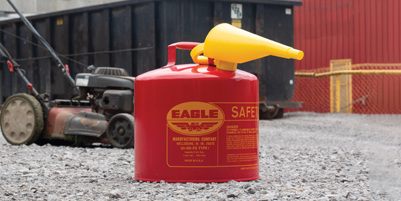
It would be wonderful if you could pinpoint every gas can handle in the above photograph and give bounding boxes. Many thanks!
[166,42,200,67]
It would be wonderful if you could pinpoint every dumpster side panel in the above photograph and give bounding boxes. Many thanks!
[33,19,52,99]
[262,5,295,102]
[0,0,299,103]
[17,24,31,94]
[110,6,132,75]
[70,12,90,76]
[156,0,214,67]
[2,24,17,102]
[51,15,73,99]
[89,9,110,67]
[132,3,156,76]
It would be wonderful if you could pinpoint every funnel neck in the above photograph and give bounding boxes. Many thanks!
[215,60,237,71]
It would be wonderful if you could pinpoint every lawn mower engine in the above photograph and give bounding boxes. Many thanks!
[41,67,136,148]
[76,67,134,121]
[67,67,136,148]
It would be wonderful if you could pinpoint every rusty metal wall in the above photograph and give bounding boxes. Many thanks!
[0,0,301,103]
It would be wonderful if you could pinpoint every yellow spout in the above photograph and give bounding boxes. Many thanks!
[287,48,304,60]
[191,23,304,71]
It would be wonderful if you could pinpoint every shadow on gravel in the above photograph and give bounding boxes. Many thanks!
[33,138,115,149]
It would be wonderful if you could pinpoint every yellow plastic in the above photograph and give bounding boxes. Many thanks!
[191,23,304,71]
[190,43,210,65]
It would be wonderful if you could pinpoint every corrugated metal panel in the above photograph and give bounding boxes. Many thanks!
[293,0,401,114]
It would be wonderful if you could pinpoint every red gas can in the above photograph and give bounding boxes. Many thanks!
[134,24,303,182]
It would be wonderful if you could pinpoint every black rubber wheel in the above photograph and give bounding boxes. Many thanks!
[106,113,134,148]
[259,110,272,119]
[259,108,277,120]
[274,108,284,119]
[0,93,44,145]
[259,107,284,120]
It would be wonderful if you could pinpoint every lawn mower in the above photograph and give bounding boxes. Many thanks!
[0,0,135,148]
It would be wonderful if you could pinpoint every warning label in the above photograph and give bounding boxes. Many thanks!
[226,134,258,150]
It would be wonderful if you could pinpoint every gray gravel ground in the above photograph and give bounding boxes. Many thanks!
[0,112,400,200]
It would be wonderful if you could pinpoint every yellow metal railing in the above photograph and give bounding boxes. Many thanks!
[295,63,401,77]
[295,69,401,77]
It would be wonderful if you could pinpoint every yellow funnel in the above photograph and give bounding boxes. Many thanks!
[191,23,304,71]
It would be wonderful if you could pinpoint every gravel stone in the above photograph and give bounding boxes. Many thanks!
[246,187,256,194]
[0,112,400,200]
[226,194,237,198]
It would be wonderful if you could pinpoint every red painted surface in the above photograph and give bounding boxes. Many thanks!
[135,43,259,182]
[26,84,33,91]
[65,64,70,75]
[167,42,201,66]
[46,107,91,138]
[7,61,14,73]
[45,107,109,144]
[292,0,401,114]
